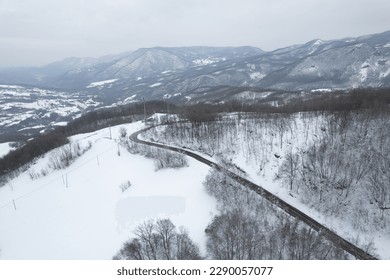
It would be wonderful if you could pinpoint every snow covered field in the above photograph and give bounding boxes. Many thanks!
[0,121,216,259]
[0,143,13,158]
[86,79,119,88]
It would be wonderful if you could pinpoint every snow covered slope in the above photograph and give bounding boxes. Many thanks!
[0,121,216,259]
[141,113,390,259]
[0,84,101,140]
[0,143,14,158]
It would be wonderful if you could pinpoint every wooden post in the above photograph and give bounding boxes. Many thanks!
[13,200,16,210]
[66,174,69,188]
[97,156,100,166]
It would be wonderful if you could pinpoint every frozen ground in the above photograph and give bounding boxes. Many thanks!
[0,121,216,259]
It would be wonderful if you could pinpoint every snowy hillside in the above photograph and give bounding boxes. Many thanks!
[0,142,14,158]
[142,112,390,259]
[0,120,216,259]
[0,84,101,140]
[0,31,388,108]
[1,31,389,139]
[86,79,119,88]
[1,108,390,259]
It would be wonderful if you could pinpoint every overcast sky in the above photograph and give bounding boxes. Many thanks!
[1,0,389,67]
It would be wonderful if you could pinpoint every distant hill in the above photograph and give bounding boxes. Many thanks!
[0,30,389,115]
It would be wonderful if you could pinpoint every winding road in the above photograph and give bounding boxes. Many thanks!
[130,126,378,260]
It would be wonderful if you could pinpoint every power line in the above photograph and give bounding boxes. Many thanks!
[0,142,118,211]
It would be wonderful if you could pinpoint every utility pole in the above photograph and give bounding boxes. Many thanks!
[143,98,146,122]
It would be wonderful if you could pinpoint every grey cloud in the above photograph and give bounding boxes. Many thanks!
[0,0,389,67]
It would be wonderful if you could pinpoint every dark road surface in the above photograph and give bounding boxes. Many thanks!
[130,126,378,260]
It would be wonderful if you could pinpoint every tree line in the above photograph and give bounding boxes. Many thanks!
[1,87,389,186]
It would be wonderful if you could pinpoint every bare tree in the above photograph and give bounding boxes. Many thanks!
[205,209,264,260]
[176,227,202,260]
[114,219,202,260]
[134,220,159,260]
[156,219,176,260]
[367,153,390,218]
[113,238,143,260]
[277,150,299,191]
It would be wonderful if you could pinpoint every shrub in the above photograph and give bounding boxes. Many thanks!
[48,141,92,170]
[153,150,188,171]
[119,180,132,192]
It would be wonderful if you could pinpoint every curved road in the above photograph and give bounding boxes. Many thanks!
[130,126,377,260]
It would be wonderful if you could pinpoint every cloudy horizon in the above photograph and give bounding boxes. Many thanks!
[1,0,389,67]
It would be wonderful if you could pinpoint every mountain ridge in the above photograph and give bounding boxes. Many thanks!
[0,30,389,106]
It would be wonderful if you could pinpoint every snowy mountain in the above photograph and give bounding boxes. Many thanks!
[55,30,389,104]
[255,31,390,90]
[1,30,390,261]
[1,32,389,101]
[0,46,263,88]
[0,31,389,138]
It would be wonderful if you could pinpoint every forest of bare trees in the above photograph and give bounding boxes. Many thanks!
[113,218,202,260]
[202,164,350,260]
[140,101,389,257]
